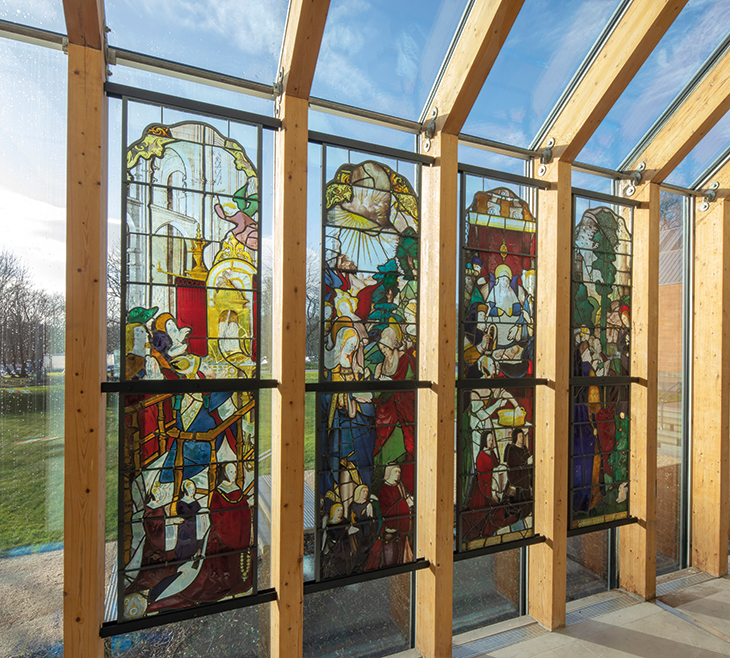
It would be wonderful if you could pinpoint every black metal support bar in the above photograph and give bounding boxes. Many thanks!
[100,588,277,638]
[567,515,638,538]
[572,187,641,208]
[305,380,432,393]
[303,559,430,595]
[453,534,546,562]
[102,378,279,394]
[570,376,640,386]
[308,131,434,165]
[456,378,548,389]
[458,163,551,190]
[104,82,281,130]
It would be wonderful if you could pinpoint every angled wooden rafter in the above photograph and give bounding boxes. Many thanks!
[62,0,105,49]
[277,0,330,99]
[539,0,687,162]
[630,43,730,183]
[424,0,524,136]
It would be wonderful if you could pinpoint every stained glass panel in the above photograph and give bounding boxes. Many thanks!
[119,111,262,620]
[457,178,538,556]
[461,187,536,380]
[316,157,420,581]
[458,387,534,551]
[570,200,632,531]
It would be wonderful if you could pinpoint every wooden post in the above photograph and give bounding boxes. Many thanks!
[619,181,659,598]
[64,42,107,658]
[691,195,730,576]
[416,130,458,658]
[528,158,571,630]
[271,92,308,658]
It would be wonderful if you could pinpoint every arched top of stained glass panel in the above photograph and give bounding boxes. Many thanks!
[123,120,261,382]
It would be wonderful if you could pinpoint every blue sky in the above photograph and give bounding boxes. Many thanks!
[2,0,730,297]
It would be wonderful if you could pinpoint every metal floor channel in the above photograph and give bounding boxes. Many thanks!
[452,623,547,658]
[565,592,636,626]
[656,570,715,597]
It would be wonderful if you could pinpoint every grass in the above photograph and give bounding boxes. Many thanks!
[0,370,322,550]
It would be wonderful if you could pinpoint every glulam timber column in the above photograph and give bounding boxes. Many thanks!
[691,193,730,576]
[529,158,570,630]
[271,92,308,658]
[619,181,659,597]
[64,32,108,658]
[416,130,458,658]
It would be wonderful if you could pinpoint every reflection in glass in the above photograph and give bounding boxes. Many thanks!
[656,191,685,573]
[453,551,521,635]
[566,531,609,602]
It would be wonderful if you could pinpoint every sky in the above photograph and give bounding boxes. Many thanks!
[2,0,730,294]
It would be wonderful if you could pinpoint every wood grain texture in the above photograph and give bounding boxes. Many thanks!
[544,0,687,163]
[271,93,308,658]
[427,0,523,135]
[63,0,105,49]
[691,196,730,577]
[632,46,730,182]
[279,0,330,99]
[64,43,107,658]
[528,158,571,630]
[619,182,658,598]
[415,131,458,658]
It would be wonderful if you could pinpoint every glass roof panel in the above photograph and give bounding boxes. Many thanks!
[665,110,730,188]
[310,0,470,121]
[462,0,623,147]
[579,0,730,170]
[0,0,65,33]
[104,0,288,84]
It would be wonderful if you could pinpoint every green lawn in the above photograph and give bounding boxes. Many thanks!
[0,371,322,550]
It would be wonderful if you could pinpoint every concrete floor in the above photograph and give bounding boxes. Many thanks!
[445,570,730,658]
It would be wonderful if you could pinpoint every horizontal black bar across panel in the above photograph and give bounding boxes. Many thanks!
[570,377,639,386]
[458,163,551,190]
[453,534,546,562]
[572,187,641,208]
[567,515,638,538]
[102,378,278,394]
[105,82,281,130]
[305,380,432,393]
[456,378,548,389]
[309,130,434,165]
[99,588,277,637]
[303,558,429,595]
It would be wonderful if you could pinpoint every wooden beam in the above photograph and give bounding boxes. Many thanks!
[529,158,571,630]
[271,92,308,658]
[416,131,458,658]
[630,47,730,183]
[542,0,687,163]
[64,43,107,658]
[426,0,524,136]
[619,181,659,598]
[278,0,330,99]
[63,0,106,49]
[691,194,730,576]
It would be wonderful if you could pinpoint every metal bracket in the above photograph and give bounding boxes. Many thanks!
[699,181,720,211]
[272,68,284,97]
[422,107,437,153]
[61,36,68,55]
[540,137,555,165]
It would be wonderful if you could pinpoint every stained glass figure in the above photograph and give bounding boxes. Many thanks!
[120,120,260,619]
[457,184,537,553]
[458,387,534,551]
[317,159,419,580]
[462,188,535,380]
[570,203,632,530]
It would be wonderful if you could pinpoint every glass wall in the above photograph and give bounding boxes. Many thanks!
[656,190,687,574]
[0,39,67,657]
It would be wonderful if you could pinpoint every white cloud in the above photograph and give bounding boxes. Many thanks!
[0,187,66,294]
